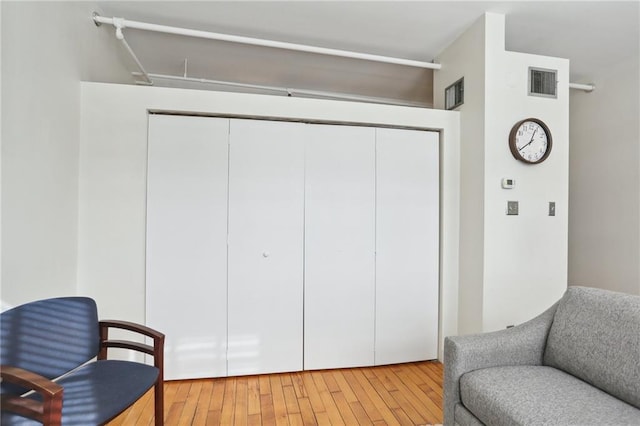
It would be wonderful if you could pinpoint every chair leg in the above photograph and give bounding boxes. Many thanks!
[154,379,164,426]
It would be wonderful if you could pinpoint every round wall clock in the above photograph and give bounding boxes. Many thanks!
[508,118,552,164]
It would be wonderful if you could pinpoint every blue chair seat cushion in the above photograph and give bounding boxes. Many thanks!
[460,365,640,426]
[1,360,159,426]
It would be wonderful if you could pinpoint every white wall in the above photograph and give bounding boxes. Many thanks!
[78,83,460,359]
[435,13,569,333]
[569,55,640,295]
[433,14,486,335]
[483,17,569,331]
[0,2,128,307]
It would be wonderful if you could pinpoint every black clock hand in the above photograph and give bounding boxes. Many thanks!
[519,128,538,151]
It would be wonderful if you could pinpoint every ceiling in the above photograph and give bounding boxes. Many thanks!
[95,1,640,106]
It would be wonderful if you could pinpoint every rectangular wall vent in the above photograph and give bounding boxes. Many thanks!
[445,77,464,110]
[529,67,557,98]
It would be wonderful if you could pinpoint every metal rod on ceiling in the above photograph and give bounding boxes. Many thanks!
[569,82,595,92]
[137,72,429,107]
[98,14,153,85]
[93,14,442,70]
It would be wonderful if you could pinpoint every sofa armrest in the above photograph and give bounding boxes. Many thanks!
[443,302,558,426]
[0,365,64,426]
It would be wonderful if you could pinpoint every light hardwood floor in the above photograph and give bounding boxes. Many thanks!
[108,361,444,426]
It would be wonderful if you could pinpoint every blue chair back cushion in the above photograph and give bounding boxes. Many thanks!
[1,360,159,425]
[0,297,101,396]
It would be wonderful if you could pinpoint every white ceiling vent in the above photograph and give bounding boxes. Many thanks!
[529,67,557,98]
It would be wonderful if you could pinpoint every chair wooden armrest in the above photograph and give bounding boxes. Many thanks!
[0,365,63,426]
[98,319,165,360]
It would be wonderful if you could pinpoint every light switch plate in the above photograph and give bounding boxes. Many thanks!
[549,202,556,216]
[507,201,519,215]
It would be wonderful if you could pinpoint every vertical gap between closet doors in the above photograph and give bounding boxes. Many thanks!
[225,119,232,376]
[301,123,308,371]
[373,128,378,366]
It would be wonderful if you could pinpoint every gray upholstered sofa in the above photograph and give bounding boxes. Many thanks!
[444,286,640,425]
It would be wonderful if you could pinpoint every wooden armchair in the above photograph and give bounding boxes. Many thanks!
[0,297,164,425]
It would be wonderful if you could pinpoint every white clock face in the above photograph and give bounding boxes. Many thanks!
[515,121,549,163]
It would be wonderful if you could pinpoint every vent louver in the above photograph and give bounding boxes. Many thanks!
[529,67,557,98]
[445,77,464,110]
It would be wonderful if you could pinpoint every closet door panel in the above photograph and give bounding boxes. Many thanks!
[375,129,439,365]
[304,125,376,370]
[146,115,229,380]
[227,119,305,376]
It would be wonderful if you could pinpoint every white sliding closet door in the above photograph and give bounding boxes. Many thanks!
[146,115,229,380]
[227,119,305,375]
[304,124,376,370]
[375,129,439,365]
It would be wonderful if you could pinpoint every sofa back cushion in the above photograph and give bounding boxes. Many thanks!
[544,286,640,408]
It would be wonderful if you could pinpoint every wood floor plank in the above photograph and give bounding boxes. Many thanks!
[349,401,373,425]
[206,408,222,425]
[413,362,444,396]
[260,374,272,395]
[391,406,415,426]
[234,377,249,426]
[332,370,358,403]
[341,370,384,423]
[107,361,444,426]
[260,393,276,426]
[351,369,401,426]
[165,401,185,425]
[220,377,237,424]
[313,411,331,425]
[297,397,318,426]
[247,413,262,426]
[288,413,305,426]
[194,380,214,424]
[422,361,445,386]
[396,365,442,414]
[379,366,441,424]
[270,375,290,426]
[291,372,308,399]
[389,389,424,424]
[283,384,302,415]
[311,371,347,425]
[372,367,398,392]
[280,373,294,387]
[330,391,359,425]
[174,381,192,403]
[322,371,341,393]
[302,372,326,414]
[247,376,262,415]
[208,379,226,412]
[178,380,202,426]
[366,376,400,410]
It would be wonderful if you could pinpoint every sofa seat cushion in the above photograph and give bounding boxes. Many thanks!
[460,365,640,426]
[1,360,159,426]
